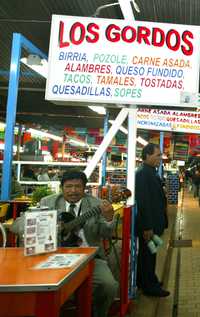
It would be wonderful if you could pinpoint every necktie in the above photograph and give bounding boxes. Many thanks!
[68,203,76,217]
[68,203,82,246]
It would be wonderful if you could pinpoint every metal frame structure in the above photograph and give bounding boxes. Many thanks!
[0,33,47,200]
[1,30,138,315]
[101,110,109,186]
[158,132,164,179]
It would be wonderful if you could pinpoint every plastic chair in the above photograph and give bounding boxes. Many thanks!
[0,203,10,220]
[0,223,7,247]
[0,203,14,228]
[0,203,15,246]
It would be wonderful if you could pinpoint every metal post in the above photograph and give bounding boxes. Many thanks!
[126,106,138,301]
[158,131,164,179]
[16,124,22,161]
[1,34,22,200]
[1,33,47,201]
[101,110,109,185]
[126,107,137,205]
[84,108,129,179]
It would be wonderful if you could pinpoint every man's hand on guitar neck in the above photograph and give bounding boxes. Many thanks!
[100,200,114,222]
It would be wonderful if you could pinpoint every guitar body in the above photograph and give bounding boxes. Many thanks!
[58,212,82,247]
[57,206,102,247]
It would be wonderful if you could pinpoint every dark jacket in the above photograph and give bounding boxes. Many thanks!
[135,163,168,236]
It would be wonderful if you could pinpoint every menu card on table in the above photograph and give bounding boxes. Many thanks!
[24,210,57,256]
[34,253,86,269]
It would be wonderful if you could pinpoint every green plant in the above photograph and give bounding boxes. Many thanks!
[32,186,54,205]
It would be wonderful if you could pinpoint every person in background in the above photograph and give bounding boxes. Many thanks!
[184,168,192,188]
[0,170,24,200]
[22,165,37,180]
[11,170,24,199]
[192,166,200,198]
[0,170,24,220]
[11,169,118,317]
[179,168,185,190]
[135,143,170,297]
[37,167,50,181]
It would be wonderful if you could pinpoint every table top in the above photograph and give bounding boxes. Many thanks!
[0,247,98,292]
[1,198,32,204]
[11,198,32,203]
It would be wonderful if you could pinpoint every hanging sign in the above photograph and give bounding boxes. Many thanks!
[46,15,200,107]
[137,108,200,133]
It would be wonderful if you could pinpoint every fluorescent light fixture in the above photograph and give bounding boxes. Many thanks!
[136,136,148,146]
[21,57,48,78]
[0,144,23,152]
[109,120,128,134]
[0,123,24,135]
[88,106,106,115]
[89,145,99,150]
[27,128,89,148]
[0,122,5,129]
[57,153,71,158]
[118,0,135,20]
[27,128,62,141]
[43,154,53,162]
[69,138,88,147]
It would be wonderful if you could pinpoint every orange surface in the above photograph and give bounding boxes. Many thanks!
[0,247,97,317]
[0,247,97,287]
[12,198,32,202]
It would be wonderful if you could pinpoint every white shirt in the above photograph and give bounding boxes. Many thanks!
[65,200,88,247]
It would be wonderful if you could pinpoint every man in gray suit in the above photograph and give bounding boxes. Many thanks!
[11,170,118,317]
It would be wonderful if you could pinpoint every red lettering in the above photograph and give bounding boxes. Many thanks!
[105,24,121,42]
[96,21,194,57]
[121,26,136,43]
[152,27,165,47]
[137,26,151,45]
[166,29,180,52]
[59,21,70,48]
[70,22,85,45]
[181,30,193,56]
[86,23,99,43]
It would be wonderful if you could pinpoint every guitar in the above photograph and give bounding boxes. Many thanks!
[111,186,132,203]
[58,206,101,247]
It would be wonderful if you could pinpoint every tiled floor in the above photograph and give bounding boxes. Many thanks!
[131,189,200,317]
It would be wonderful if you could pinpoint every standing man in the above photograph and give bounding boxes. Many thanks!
[11,169,118,317]
[135,143,170,297]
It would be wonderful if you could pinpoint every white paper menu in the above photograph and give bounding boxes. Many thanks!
[34,253,86,269]
[24,210,57,256]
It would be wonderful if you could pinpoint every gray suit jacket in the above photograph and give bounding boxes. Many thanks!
[11,193,117,258]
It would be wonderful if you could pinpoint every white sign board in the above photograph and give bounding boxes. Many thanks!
[46,15,200,107]
[24,210,57,256]
[137,108,200,133]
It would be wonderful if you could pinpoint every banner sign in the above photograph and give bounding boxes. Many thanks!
[46,15,200,107]
[137,108,200,134]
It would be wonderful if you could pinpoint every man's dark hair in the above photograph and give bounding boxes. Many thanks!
[61,169,88,187]
[142,143,160,160]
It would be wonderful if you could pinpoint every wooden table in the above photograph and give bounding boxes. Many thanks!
[0,247,97,317]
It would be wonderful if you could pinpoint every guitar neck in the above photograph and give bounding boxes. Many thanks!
[64,206,101,233]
